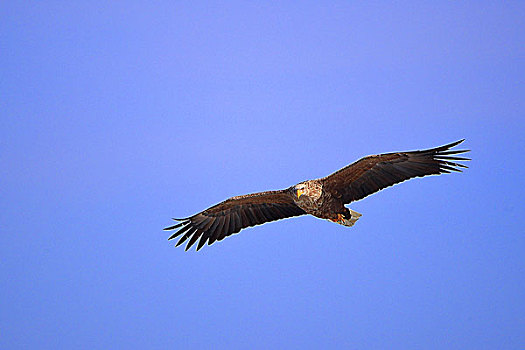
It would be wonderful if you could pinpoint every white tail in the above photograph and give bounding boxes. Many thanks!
[345,209,362,227]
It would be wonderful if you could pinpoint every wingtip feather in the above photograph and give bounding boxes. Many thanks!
[163,222,184,231]
[175,232,191,247]
[167,232,179,240]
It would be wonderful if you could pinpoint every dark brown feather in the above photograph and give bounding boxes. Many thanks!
[185,228,203,251]
[207,216,225,246]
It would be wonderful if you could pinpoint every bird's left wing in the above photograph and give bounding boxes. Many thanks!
[164,190,305,251]
[321,139,470,204]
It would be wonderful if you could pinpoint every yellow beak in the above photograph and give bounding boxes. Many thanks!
[297,189,304,198]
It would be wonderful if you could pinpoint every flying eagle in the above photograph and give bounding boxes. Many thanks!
[165,140,470,251]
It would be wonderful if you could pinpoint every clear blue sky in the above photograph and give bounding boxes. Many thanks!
[1,2,524,349]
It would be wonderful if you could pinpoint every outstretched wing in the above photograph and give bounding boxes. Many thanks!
[322,140,470,204]
[164,190,306,251]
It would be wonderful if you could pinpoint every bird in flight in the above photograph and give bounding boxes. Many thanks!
[165,140,470,251]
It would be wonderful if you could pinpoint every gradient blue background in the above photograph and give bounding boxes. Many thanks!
[2,2,524,349]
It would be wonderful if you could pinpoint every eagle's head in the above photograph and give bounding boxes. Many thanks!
[293,181,310,198]
[293,180,323,202]
[294,183,307,198]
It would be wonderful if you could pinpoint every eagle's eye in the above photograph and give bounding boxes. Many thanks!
[296,188,304,198]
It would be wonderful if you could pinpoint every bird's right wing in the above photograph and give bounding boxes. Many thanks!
[164,190,306,251]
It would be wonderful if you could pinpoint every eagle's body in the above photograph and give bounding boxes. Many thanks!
[293,180,325,217]
[165,140,470,251]
[293,180,360,225]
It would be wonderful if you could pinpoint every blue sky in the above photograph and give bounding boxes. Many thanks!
[1,2,524,349]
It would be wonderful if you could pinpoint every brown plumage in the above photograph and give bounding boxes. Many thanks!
[165,140,470,251]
